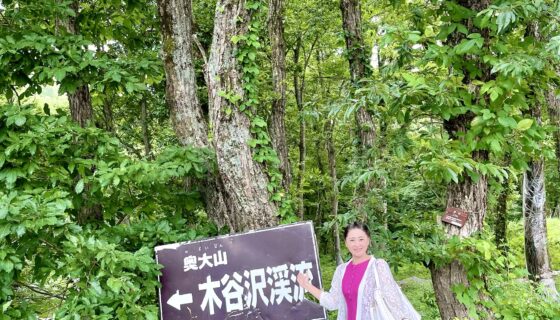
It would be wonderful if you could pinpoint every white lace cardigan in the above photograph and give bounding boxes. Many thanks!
[319,257,420,320]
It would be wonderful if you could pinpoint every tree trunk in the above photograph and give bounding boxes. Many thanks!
[102,96,114,133]
[430,165,488,319]
[207,0,278,231]
[523,97,558,297]
[267,0,291,190]
[66,1,94,127]
[158,0,208,149]
[294,36,306,220]
[523,158,558,296]
[548,90,560,178]
[522,24,558,298]
[326,119,343,266]
[494,155,510,253]
[429,0,496,317]
[550,89,560,217]
[339,0,368,82]
[65,1,101,224]
[157,0,232,229]
[68,86,94,127]
[339,0,375,151]
[339,0,376,216]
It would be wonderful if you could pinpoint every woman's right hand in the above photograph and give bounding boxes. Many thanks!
[296,271,324,301]
[296,272,311,289]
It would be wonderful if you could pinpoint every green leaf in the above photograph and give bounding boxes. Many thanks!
[0,205,7,219]
[516,119,533,131]
[125,82,135,93]
[107,277,122,293]
[113,176,121,186]
[251,117,267,128]
[14,115,26,127]
[2,300,13,313]
[497,117,517,128]
[248,51,256,61]
[75,179,85,194]
[54,69,66,82]
[111,72,122,82]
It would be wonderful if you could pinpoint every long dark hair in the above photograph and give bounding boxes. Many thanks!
[343,221,370,239]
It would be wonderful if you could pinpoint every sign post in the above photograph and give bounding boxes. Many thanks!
[441,207,469,228]
[155,222,326,320]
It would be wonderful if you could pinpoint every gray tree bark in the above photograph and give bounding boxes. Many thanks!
[157,0,232,229]
[429,1,494,317]
[522,24,558,298]
[267,0,291,190]
[207,0,278,231]
[523,158,557,296]
[549,91,560,179]
[548,91,560,219]
[339,0,375,151]
[523,99,558,297]
[158,0,208,149]
[293,36,306,220]
[430,158,488,318]
[339,0,376,217]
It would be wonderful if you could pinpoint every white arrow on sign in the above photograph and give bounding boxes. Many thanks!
[167,290,193,310]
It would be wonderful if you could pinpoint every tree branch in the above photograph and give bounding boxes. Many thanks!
[193,34,209,85]
[14,281,66,300]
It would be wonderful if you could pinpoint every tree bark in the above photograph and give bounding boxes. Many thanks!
[523,158,558,296]
[68,86,94,127]
[326,119,343,265]
[66,2,94,127]
[523,99,558,297]
[65,1,101,224]
[430,1,494,317]
[548,90,560,178]
[430,162,488,318]
[267,0,291,190]
[339,0,375,151]
[158,0,208,149]
[339,0,376,216]
[207,0,278,231]
[102,96,114,133]
[522,24,558,298]
[339,0,369,82]
[294,35,306,220]
[157,0,232,229]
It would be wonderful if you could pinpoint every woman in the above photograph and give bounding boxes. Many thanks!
[296,222,420,320]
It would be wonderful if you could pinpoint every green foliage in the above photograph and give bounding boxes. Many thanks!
[508,218,560,271]
[2,0,560,318]
[0,104,219,318]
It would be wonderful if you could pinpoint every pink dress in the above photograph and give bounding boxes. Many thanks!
[342,259,370,320]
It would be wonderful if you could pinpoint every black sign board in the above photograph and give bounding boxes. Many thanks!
[442,207,469,228]
[155,222,326,320]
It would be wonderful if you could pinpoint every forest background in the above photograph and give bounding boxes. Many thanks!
[0,0,559,319]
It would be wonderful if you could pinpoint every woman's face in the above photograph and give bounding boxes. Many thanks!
[345,228,370,259]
